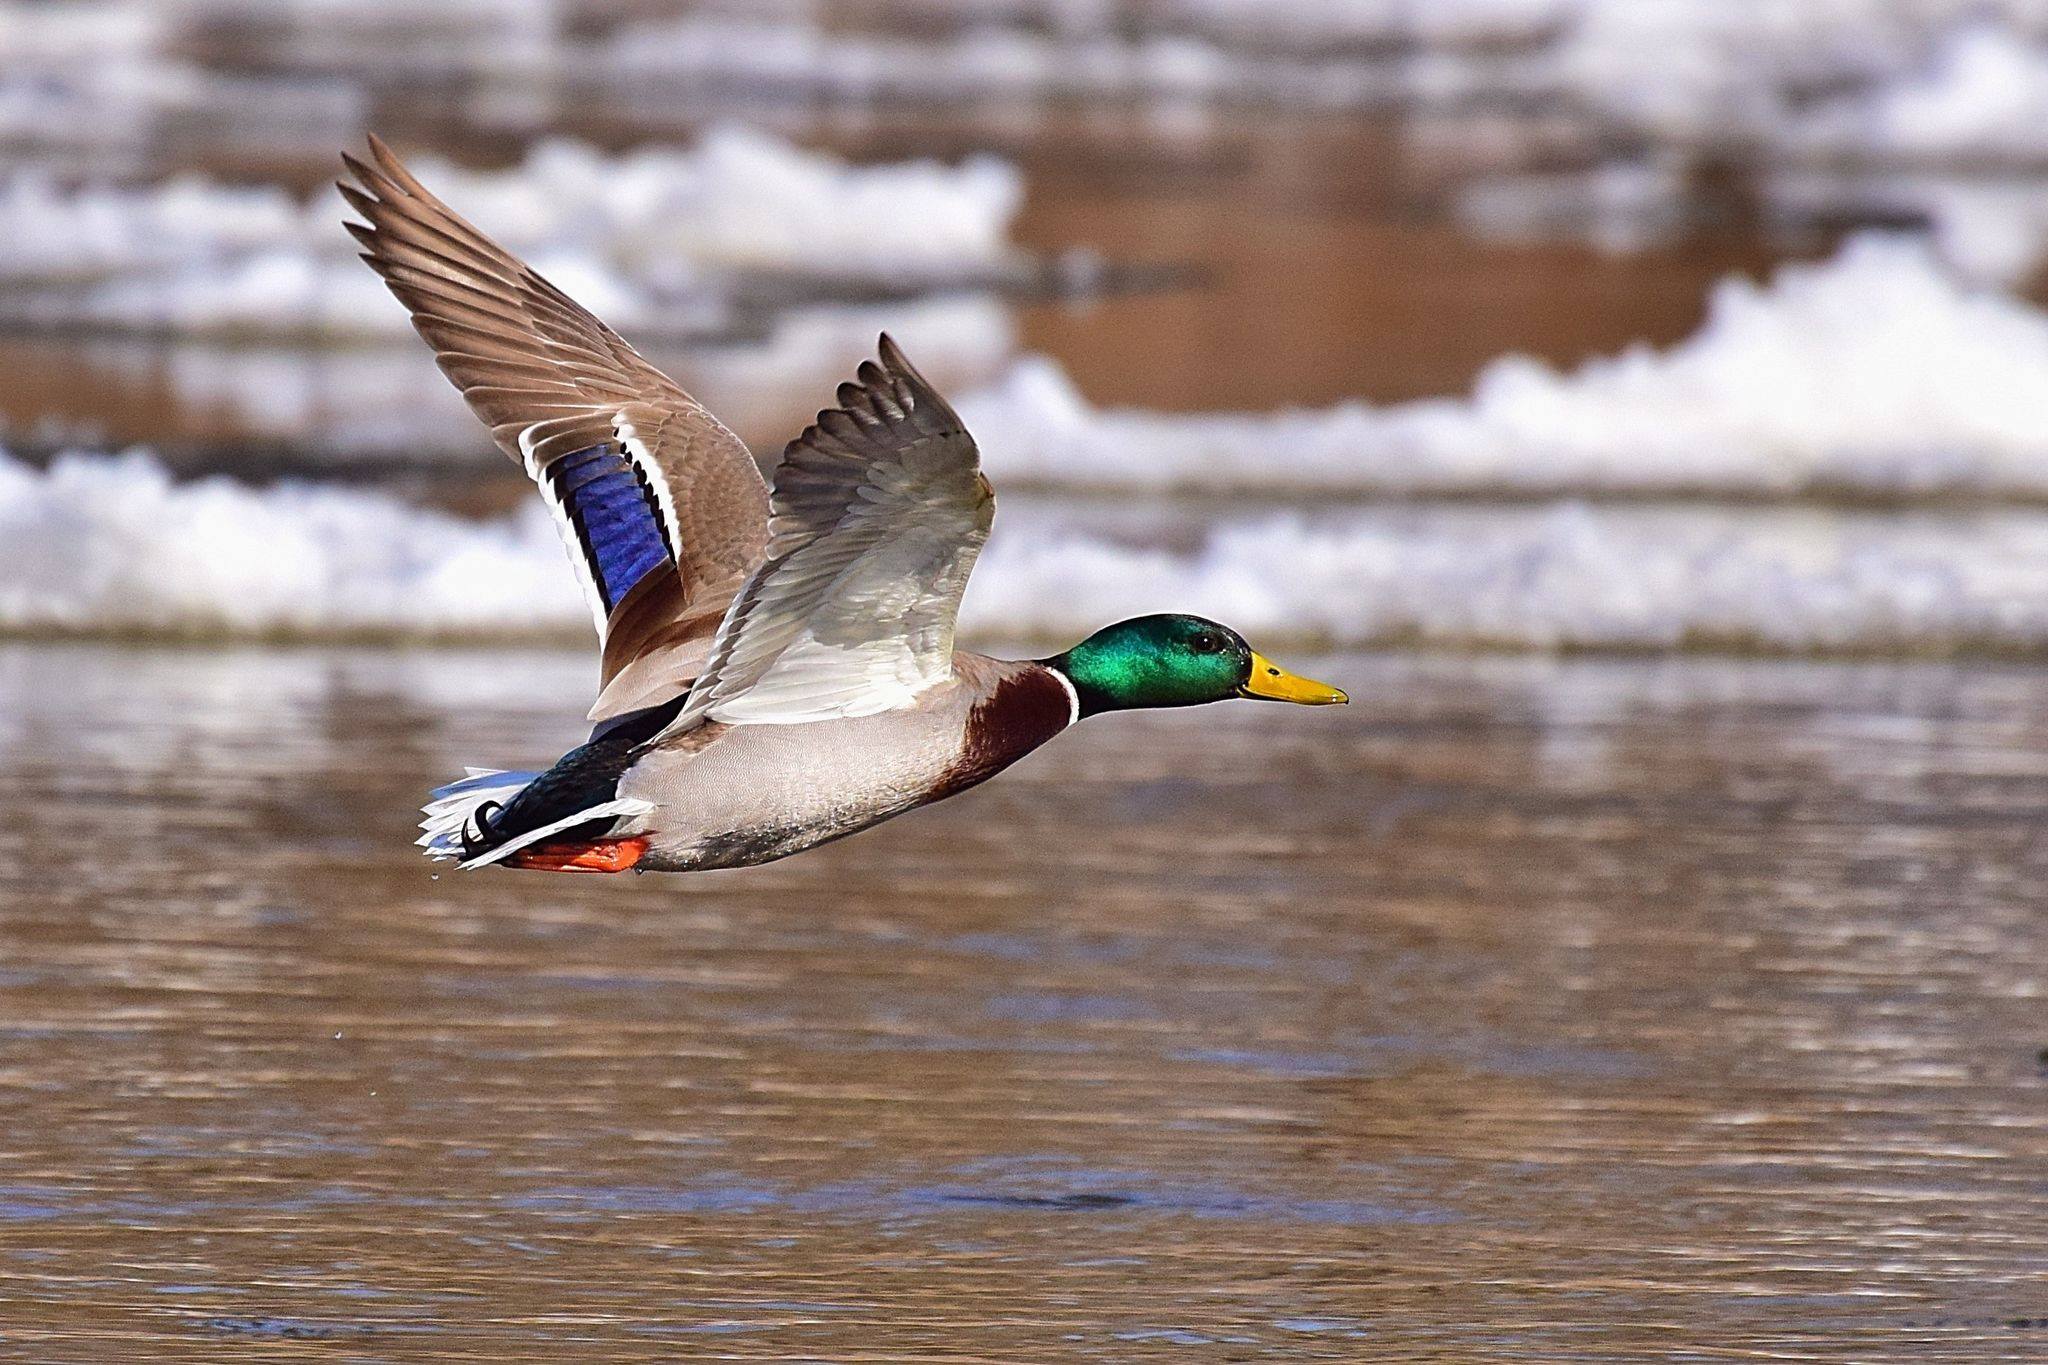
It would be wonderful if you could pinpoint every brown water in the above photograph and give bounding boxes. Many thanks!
[0,644,2041,1359]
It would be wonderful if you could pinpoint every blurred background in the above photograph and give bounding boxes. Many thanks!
[3,3,2047,1358]
[15,0,2048,648]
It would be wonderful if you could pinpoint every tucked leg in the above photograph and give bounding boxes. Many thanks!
[504,837,651,874]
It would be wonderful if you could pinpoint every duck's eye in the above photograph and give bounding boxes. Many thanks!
[1190,633,1224,654]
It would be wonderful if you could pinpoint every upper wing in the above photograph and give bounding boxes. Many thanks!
[671,334,994,729]
[338,136,770,720]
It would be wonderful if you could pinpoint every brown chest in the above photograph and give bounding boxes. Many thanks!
[927,665,1075,802]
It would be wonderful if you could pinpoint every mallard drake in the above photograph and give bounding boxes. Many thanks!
[339,137,1346,875]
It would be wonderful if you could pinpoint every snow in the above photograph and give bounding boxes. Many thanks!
[0,448,582,639]
[0,130,1023,339]
[1789,24,2048,165]
[14,0,2048,278]
[10,0,2048,154]
[13,445,2048,657]
[145,294,1017,457]
[966,502,2048,654]
[965,236,2048,499]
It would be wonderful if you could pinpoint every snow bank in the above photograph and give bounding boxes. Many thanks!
[1788,24,2048,165]
[150,294,1017,457]
[0,449,582,639]
[1759,169,2048,287]
[966,237,2048,499]
[1156,0,1571,50]
[13,0,2048,284]
[967,503,2048,654]
[11,446,2048,656]
[398,131,1021,280]
[599,16,1349,109]
[0,130,1023,339]
[0,1,365,163]
[1455,16,2048,279]
[1463,156,2048,286]
[593,2,2048,145]
[11,0,2048,159]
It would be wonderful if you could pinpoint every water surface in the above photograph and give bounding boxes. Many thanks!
[0,645,2040,1359]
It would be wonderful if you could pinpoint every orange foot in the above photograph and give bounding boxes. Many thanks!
[504,836,651,874]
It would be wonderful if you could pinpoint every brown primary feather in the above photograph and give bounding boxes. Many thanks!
[339,135,772,718]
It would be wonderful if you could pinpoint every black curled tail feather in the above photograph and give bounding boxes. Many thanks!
[460,801,504,860]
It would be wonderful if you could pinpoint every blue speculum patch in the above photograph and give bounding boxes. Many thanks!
[549,444,671,612]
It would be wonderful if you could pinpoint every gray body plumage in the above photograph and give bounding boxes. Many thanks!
[619,655,1070,869]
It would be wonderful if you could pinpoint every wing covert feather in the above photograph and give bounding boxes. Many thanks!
[673,335,993,729]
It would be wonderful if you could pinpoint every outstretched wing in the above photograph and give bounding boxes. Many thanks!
[339,136,770,721]
[671,334,993,729]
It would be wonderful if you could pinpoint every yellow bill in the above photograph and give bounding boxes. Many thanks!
[1239,651,1349,705]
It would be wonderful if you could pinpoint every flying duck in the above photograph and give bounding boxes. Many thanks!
[338,136,1346,874]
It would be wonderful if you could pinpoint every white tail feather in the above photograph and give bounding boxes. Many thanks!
[418,768,537,862]
[418,768,655,869]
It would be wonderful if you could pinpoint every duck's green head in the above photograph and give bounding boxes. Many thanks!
[1045,614,1347,717]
